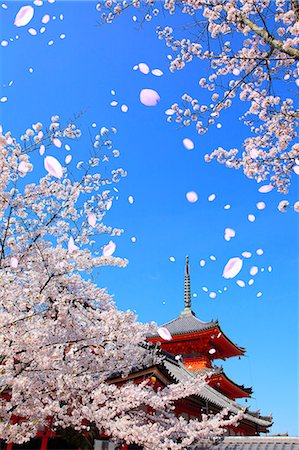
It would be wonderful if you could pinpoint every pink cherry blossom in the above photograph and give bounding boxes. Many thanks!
[140,89,160,106]
[14,5,34,27]
[44,156,63,178]
[186,191,198,203]
[222,257,243,279]
[103,240,116,256]
[157,327,172,341]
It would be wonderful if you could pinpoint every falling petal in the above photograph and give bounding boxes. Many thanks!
[209,292,216,299]
[133,64,138,71]
[202,287,208,292]
[128,195,134,204]
[293,165,299,175]
[186,191,198,203]
[39,145,45,156]
[28,27,37,35]
[1,40,8,47]
[242,251,252,258]
[257,292,263,298]
[53,138,62,148]
[48,40,54,46]
[111,89,116,95]
[165,109,175,115]
[268,266,272,272]
[236,280,245,287]
[256,201,266,210]
[248,214,255,222]
[169,256,175,262]
[248,279,254,286]
[14,5,34,27]
[152,69,163,76]
[233,68,240,76]
[209,348,216,354]
[216,123,222,129]
[256,248,263,255]
[199,259,205,267]
[224,204,231,210]
[68,236,78,253]
[157,327,172,341]
[138,63,150,74]
[65,144,71,150]
[193,293,197,297]
[91,123,96,128]
[106,199,112,210]
[208,194,216,202]
[40,27,46,33]
[140,89,160,106]
[10,256,18,269]
[102,240,116,257]
[65,154,72,165]
[110,101,118,106]
[42,13,50,23]
[250,266,258,276]
[28,68,34,73]
[131,236,136,243]
[18,161,31,173]
[44,155,63,178]
[88,212,96,227]
[258,184,273,193]
[223,257,243,279]
[261,267,265,272]
[182,138,194,150]
[0,97,7,103]
[224,228,235,241]
[60,34,66,39]
[210,255,216,261]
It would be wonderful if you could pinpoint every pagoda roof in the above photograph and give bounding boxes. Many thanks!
[208,366,253,399]
[159,308,217,336]
[215,436,299,449]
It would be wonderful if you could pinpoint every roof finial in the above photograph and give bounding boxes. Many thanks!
[184,255,191,310]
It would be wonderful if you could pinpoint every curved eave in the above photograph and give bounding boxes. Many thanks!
[211,324,245,359]
[209,372,252,399]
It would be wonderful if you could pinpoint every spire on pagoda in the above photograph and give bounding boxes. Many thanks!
[182,256,195,316]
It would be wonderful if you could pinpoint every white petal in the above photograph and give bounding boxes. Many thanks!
[128,195,134,204]
[152,69,163,76]
[236,280,245,287]
[257,292,263,298]
[293,165,299,175]
[186,191,198,203]
[182,138,194,150]
[39,144,45,155]
[138,63,150,74]
[256,202,266,210]
[248,214,255,222]
[102,240,116,257]
[250,266,258,276]
[222,257,243,279]
[65,154,72,164]
[18,161,31,173]
[53,138,62,148]
[28,28,37,35]
[131,236,136,243]
[157,327,172,341]
[208,194,216,202]
[10,256,18,268]
[209,348,216,354]
[248,279,254,286]
[165,109,175,115]
[210,255,216,261]
[140,89,160,107]
[0,97,7,103]
[258,184,273,193]
[14,5,34,27]
[42,13,50,24]
[199,259,205,267]
[44,155,63,178]
[233,68,240,76]
[209,292,216,299]
[106,199,113,210]
[224,204,231,210]
[68,236,78,253]
[268,265,272,272]
[169,256,175,262]
[87,212,96,227]
[202,287,208,292]
[121,104,128,113]
[256,248,263,255]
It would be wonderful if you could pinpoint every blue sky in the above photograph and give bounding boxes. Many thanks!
[1,0,298,436]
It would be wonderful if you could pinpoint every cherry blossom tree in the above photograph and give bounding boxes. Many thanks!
[0,118,242,449]
[99,0,299,204]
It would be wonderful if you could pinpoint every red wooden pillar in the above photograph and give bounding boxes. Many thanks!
[6,443,13,450]
[40,435,48,450]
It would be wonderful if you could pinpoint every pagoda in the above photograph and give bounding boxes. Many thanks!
[149,256,253,401]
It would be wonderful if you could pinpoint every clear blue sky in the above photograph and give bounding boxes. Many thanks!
[1,0,298,436]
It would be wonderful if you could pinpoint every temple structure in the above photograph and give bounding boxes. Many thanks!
[148,256,272,435]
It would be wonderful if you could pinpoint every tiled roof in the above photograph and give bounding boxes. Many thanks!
[215,436,299,449]
[160,355,272,429]
[152,308,217,336]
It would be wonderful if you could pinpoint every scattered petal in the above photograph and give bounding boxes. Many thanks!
[1,40,8,47]
[68,236,78,253]
[60,34,66,39]
[53,138,62,148]
[140,89,160,107]
[14,5,34,27]
[224,228,236,241]
[157,327,172,341]
[233,68,240,76]
[102,240,116,257]
[202,287,208,292]
[39,144,45,156]
[28,27,37,35]
[248,214,255,222]
[133,64,138,71]
[250,266,258,276]
[111,89,116,95]
[208,194,216,202]
[199,259,205,267]
[131,236,136,243]
[248,279,254,286]
[87,212,96,227]
[224,204,231,210]
[48,40,54,46]
[293,165,299,175]
[165,109,175,115]
[256,248,264,255]
[121,104,128,113]
[209,292,216,299]
[182,138,194,150]
[10,256,18,269]
[152,69,163,76]
[223,257,243,279]
[44,155,63,178]
[268,265,272,272]
[256,202,266,210]
[236,280,245,287]
[169,256,175,262]
[0,97,7,103]
[42,13,50,23]
[242,251,252,258]
[210,255,216,261]
[257,292,263,298]
[110,101,118,106]
[186,191,198,203]
[18,161,31,173]
[138,63,150,74]
[258,184,274,193]
[209,348,216,354]
[65,154,72,164]
[128,195,134,204]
